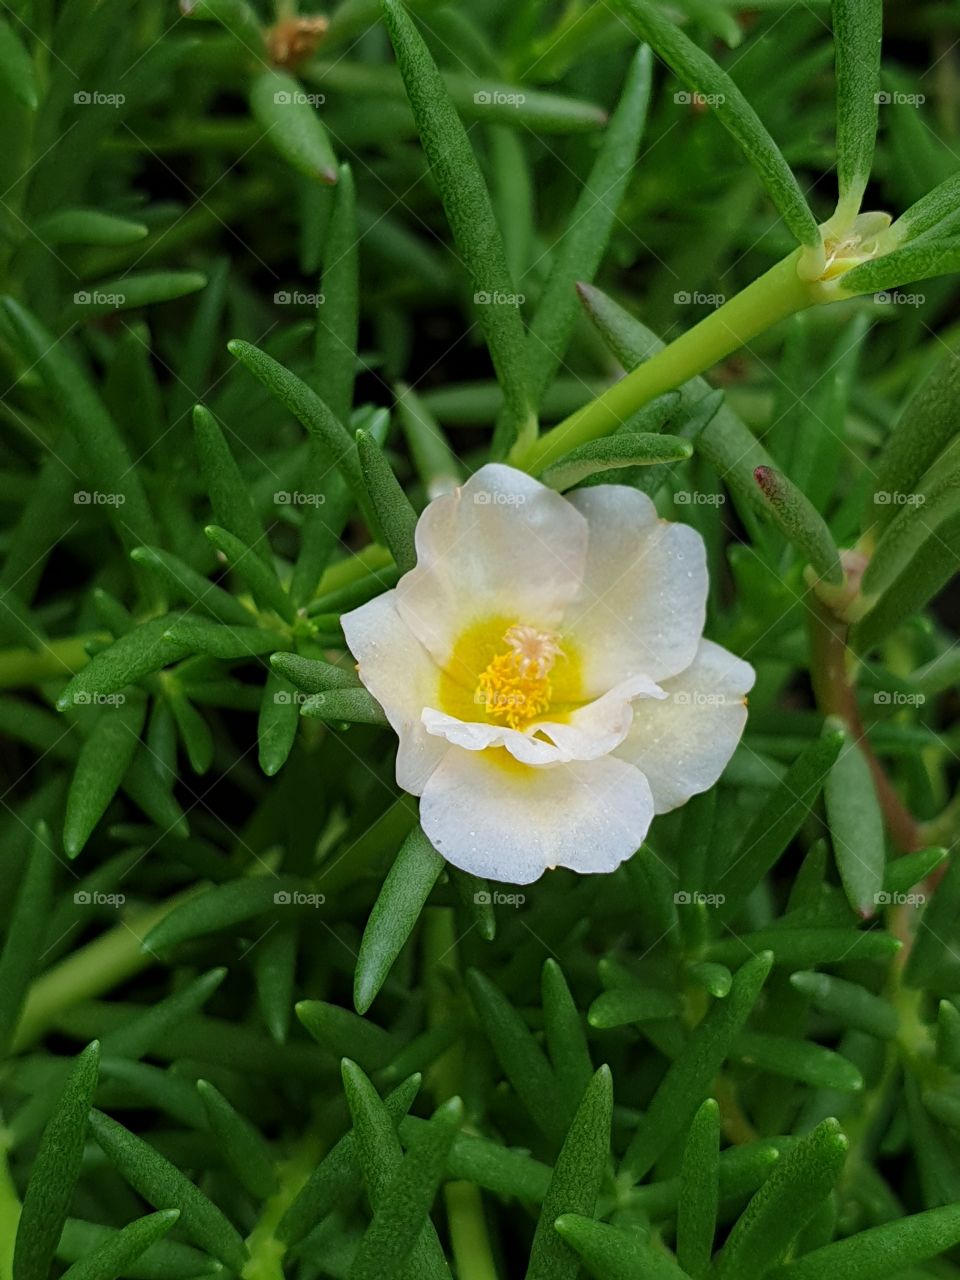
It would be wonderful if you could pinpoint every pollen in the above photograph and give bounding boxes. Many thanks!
[476,626,562,729]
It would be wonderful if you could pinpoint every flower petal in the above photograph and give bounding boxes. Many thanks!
[396,463,588,666]
[419,749,655,884]
[564,486,708,694]
[618,639,755,813]
[341,589,448,795]
[422,672,665,766]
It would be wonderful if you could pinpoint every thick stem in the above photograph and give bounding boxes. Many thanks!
[808,592,920,852]
[513,250,814,473]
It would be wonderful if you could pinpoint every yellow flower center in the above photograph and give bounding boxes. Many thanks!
[438,616,581,733]
[475,625,562,729]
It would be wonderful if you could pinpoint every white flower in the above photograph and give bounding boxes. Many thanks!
[342,464,754,885]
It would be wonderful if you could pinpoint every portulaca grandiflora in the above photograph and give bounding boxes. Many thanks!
[342,464,754,884]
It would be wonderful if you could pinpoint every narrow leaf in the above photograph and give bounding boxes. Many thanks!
[250,68,338,183]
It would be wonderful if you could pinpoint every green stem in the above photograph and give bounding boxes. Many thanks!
[0,633,108,689]
[513,249,813,473]
[0,1138,19,1280]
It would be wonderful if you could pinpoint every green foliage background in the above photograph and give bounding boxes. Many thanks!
[3,0,960,1277]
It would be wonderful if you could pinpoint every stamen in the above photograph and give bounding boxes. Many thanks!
[475,626,561,729]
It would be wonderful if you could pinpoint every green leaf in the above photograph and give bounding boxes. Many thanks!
[270,651,360,693]
[678,1098,719,1279]
[341,1061,451,1279]
[356,430,419,574]
[142,879,310,953]
[196,1079,278,1200]
[708,928,900,968]
[129,546,254,626]
[711,1118,848,1280]
[298,1002,401,1072]
[753,466,842,584]
[0,18,37,108]
[71,272,207,317]
[88,1110,248,1271]
[620,952,773,1180]
[824,730,886,918]
[381,0,534,453]
[893,171,960,243]
[56,1218,217,1280]
[466,968,567,1145]
[56,618,188,709]
[226,339,374,529]
[525,1066,612,1280]
[526,44,652,405]
[35,209,148,246]
[204,524,291,622]
[13,1042,101,1280]
[611,0,819,247]
[542,960,593,1116]
[59,1212,180,1280]
[716,729,844,913]
[250,68,338,183]
[587,987,682,1029]
[313,162,358,421]
[299,687,387,725]
[555,1217,687,1279]
[831,0,883,219]
[193,404,271,565]
[0,823,54,1058]
[258,670,300,776]
[903,855,960,989]
[277,1074,422,1245]
[64,693,147,858]
[349,1096,462,1280]
[733,1030,863,1091]
[541,433,693,491]
[937,1000,960,1071]
[99,968,227,1060]
[839,233,960,297]
[0,298,157,547]
[789,971,898,1040]
[354,825,444,1015]
[766,1203,960,1279]
[884,845,947,897]
[161,617,284,659]
[396,382,461,498]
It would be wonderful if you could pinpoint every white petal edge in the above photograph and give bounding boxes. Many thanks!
[421,672,666,766]
[395,463,589,666]
[617,639,755,813]
[340,590,448,795]
[420,750,655,884]
[564,485,709,694]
